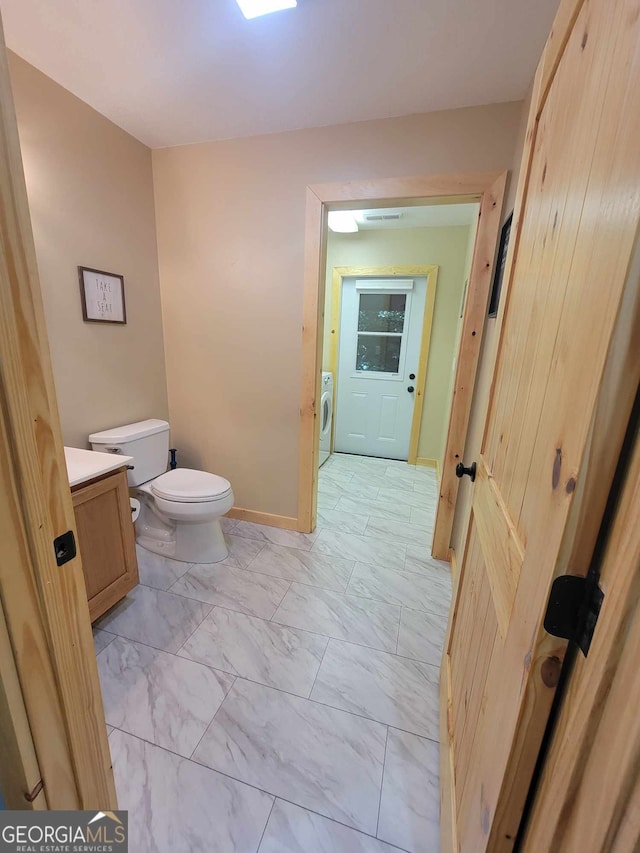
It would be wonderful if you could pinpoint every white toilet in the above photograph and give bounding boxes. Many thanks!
[89,419,233,563]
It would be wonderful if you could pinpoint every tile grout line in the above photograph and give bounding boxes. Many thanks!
[309,680,441,743]
[268,580,292,622]
[344,557,359,590]
[138,540,449,643]
[255,797,276,852]
[98,608,445,681]
[306,635,331,699]
[204,669,441,745]
[240,540,270,572]
[173,599,215,656]
[188,673,238,761]
[317,583,449,622]
[92,630,117,655]
[111,726,412,852]
[105,587,426,660]
[102,596,444,668]
[160,550,451,596]
[109,456,442,850]
[270,602,401,655]
[376,726,390,839]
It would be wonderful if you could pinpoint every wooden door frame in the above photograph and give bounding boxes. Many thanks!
[327,264,439,466]
[0,14,115,809]
[297,173,507,534]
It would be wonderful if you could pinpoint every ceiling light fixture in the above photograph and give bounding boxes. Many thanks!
[236,0,297,19]
[328,211,359,233]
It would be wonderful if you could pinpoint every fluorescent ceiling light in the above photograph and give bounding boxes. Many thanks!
[328,211,359,233]
[236,0,297,19]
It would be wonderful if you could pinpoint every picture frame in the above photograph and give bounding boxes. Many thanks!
[488,211,513,318]
[78,266,127,324]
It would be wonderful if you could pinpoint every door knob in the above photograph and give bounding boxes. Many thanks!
[455,461,477,482]
[407,386,415,393]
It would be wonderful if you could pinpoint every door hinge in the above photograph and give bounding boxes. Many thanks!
[544,574,604,657]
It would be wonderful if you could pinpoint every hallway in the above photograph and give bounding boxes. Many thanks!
[94,453,451,852]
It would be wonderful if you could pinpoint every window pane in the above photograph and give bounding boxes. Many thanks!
[358,293,406,332]
[356,335,401,373]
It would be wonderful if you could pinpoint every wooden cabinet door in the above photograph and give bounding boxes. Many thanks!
[442,0,640,849]
[72,470,138,621]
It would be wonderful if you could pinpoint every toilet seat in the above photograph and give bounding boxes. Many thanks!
[151,468,232,503]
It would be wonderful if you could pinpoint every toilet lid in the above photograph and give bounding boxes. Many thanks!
[151,468,232,503]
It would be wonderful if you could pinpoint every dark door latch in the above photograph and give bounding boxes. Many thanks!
[455,461,477,482]
[53,530,77,566]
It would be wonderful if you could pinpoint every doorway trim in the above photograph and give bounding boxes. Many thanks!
[297,172,507,537]
[327,264,439,465]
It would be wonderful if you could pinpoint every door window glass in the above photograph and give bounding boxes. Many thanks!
[356,334,402,372]
[355,291,406,373]
[358,293,406,332]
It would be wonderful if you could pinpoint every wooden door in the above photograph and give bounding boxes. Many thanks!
[522,396,640,851]
[72,469,139,622]
[335,278,425,459]
[442,0,640,849]
[0,11,116,808]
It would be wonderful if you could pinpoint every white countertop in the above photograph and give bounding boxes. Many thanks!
[64,446,134,488]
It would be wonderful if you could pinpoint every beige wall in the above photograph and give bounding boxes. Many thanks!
[9,53,168,449]
[450,87,533,556]
[152,101,524,519]
[323,225,472,464]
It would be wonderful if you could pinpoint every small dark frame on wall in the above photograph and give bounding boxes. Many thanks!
[488,211,512,317]
[78,266,127,324]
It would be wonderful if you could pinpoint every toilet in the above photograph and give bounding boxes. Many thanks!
[89,419,233,563]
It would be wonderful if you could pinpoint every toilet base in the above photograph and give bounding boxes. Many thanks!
[175,517,229,563]
[135,500,229,563]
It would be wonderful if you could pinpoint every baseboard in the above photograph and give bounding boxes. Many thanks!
[226,507,298,530]
[415,456,437,468]
[416,456,442,483]
[440,654,459,853]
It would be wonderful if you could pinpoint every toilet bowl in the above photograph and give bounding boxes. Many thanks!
[136,468,233,563]
[89,419,234,564]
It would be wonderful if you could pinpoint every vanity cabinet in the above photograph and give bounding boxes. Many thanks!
[71,466,139,622]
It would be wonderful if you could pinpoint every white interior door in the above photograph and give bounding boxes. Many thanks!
[334,277,426,459]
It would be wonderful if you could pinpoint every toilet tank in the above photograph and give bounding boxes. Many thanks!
[89,419,170,486]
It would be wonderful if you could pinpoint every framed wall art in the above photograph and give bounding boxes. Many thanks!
[78,266,127,324]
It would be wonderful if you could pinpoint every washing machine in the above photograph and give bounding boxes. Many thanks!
[319,371,334,467]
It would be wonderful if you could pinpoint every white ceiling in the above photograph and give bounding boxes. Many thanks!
[352,203,479,230]
[0,0,559,149]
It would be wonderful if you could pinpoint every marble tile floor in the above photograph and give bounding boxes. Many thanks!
[94,453,451,852]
